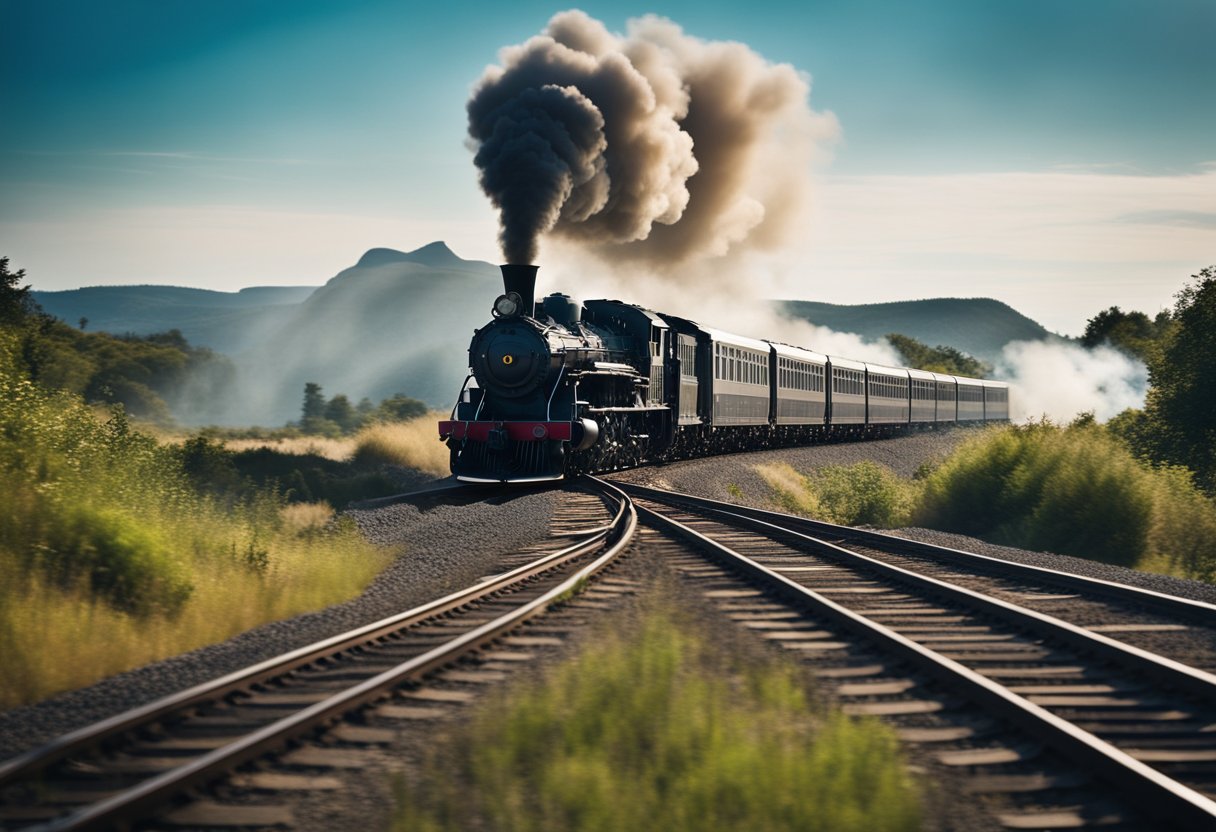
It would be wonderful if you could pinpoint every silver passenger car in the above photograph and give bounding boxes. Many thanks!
[982,379,1011,421]
[827,355,867,425]
[866,363,911,424]
[772,342,828,425]
[956,376,985,422]
[909,368,937,424]
[707,328,771,426]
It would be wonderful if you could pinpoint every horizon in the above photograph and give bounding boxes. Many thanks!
[3,2,1214,336]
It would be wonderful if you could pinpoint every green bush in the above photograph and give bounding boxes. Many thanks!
[393,605,921,832]
[756,461,916,527]
[917,422,1216,576]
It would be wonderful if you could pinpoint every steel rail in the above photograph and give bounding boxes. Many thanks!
[637,501,1216,831]
[0,490,627,789]
[618,481,1216,623]
[627,487,1216,700]
[28,481,636,832]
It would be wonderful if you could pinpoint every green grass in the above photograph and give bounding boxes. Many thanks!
[756,461,916,527]
[754,422,1216,582]
[0,333,392,708]
[392,604,922,832]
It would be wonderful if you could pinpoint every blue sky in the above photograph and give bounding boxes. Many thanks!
[2,0,1214,333]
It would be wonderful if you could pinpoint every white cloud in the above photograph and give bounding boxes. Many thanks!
[776,164,1216,334]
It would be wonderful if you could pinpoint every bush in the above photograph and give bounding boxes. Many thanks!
[917,422,1216,576]
[0,330,391,707]
[756,461,916,527]
[393,604,921,832]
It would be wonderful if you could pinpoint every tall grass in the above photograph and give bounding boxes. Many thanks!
[352,413,450,477]
[0,335,392,708]
[392,605,921,832]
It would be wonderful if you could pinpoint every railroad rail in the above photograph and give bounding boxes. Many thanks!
[615,481,1216,830]
[0,481,637,832]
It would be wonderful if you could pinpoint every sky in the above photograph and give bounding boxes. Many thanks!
[1,0,1214,335]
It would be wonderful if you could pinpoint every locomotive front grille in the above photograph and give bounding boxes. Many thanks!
[454,438,562,482]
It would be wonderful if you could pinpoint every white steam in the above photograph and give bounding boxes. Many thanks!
[996,340,1148,422]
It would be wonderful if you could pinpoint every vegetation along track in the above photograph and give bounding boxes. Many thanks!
[615,481,1216,830]
[0,482,637,832]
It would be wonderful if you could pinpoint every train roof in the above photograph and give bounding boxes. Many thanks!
[701,327,771,353]
[908,368,937,382]
[769,341,828,363]
[865,362,911,378]
[827,355,867,372]
[930,372,957,384]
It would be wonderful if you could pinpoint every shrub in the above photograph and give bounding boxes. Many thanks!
[917,422,1216,577]
[756,461,915,527]
[0,331,391,707]
[393,604,921,831]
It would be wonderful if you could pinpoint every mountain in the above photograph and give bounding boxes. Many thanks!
[228,243,500,424]
[780,297,1053,362]
[33,285,317,353]
[35,242,1058,426]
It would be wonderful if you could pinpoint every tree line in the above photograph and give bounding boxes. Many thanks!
[1,257,233,424]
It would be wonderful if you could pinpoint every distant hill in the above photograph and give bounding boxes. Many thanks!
[33,285,317,353]
[36,243,1058,426]
[780,297,1053,362]
[229,242,500,424]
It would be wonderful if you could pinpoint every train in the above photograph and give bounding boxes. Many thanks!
[438,264,1010,483]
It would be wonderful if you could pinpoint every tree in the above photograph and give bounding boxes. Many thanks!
[302,383,326,422]
[1,256,38,326]
[323,394,359,433]
[1081,306,1172,363]
[886,333,988,377]
[1142,267,1216,491]
[376,392,428,422]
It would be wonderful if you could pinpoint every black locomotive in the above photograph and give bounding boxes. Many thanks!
[439,265,1010,482]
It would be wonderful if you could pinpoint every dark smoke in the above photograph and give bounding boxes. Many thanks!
[467,10,836,269]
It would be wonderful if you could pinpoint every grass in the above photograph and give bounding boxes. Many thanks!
[0,334,393,708]
[754,422,1216,583]
[220,435,356,461]
[756,461,916,527]
[352,414,450,477]
[391,603,922,832]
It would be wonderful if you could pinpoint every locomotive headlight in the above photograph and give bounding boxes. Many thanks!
[492,292,522,318]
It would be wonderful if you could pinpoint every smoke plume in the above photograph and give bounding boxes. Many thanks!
[995,340,1148,423]
[468,10,837,267]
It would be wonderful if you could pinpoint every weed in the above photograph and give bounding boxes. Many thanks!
[352,415,450,477]
[392,604,921,831]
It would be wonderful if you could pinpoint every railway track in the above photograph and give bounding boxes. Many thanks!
[614,480,1216,831]
[0,482,637,832]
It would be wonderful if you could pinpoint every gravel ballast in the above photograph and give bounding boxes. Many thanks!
[0,484,560,760]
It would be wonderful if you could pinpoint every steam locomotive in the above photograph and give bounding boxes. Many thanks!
[438,265,1010,482]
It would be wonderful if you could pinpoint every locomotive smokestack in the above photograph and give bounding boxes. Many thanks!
[500,264,538,317]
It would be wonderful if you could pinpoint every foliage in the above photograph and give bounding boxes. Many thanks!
[1139,267,1216,492]
[0,328,390,707]
[1,257,234,425]
[393,604,921,832]
[756,461,916,527]
[1081,305,1173,363]
[886,332,988,377]
[1,256,37,325]
[916,422,1216,579]
[299,383,429,437]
